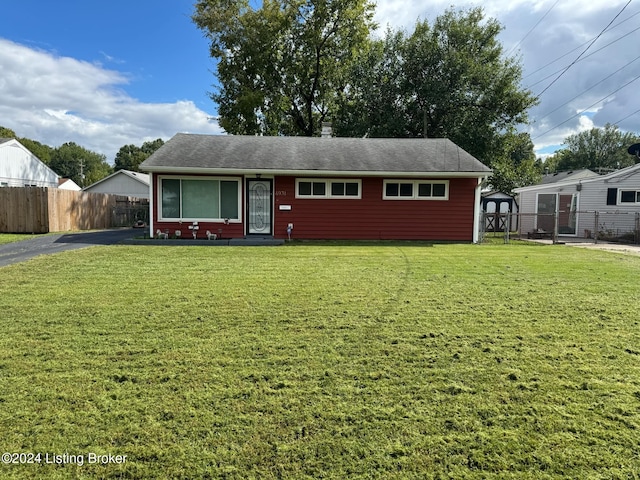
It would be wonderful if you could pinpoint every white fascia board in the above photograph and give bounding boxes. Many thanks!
[515,177,601,193]
[142,166,490,179]
[514,180,581,193]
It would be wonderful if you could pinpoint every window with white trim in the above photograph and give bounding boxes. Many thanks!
[296,179,361,199]
[159,177,241,221]
[383,180,449,200]
[620,190,640,204]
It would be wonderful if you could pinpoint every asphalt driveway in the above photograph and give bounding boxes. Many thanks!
[525,237,640,256]
[0,229,137,268]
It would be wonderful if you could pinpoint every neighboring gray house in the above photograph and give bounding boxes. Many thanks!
[0,138,59,188]
[83,169,150,198]
[514,164,640,239]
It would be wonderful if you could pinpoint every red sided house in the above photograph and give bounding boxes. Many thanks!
[139,134,491,242]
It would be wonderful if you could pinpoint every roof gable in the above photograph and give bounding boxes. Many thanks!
[58,178,82,190]
[0,138,59,186]
[140,134,491,177]
[84,169,150,190]
[482,190,515,199]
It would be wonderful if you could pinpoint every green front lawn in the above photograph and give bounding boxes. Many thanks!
[0,234,38,245]
[0,244,639,478]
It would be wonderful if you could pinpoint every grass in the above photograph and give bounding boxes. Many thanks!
[0,234,39,245]
[0,242,639,478]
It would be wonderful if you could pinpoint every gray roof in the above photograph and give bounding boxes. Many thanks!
[539,169,598,184]
[140,134,490,177]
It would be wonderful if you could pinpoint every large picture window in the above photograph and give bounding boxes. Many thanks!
[159,177,241,221]
[383,180,449,200]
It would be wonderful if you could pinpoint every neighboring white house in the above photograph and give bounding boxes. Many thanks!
[514,164,640,239]
[0,138,59,188]
[83,169,150,198]
[58,178,82,191]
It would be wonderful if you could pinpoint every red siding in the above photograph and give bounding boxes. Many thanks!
[273,176,477,241]
[150,173,479,241]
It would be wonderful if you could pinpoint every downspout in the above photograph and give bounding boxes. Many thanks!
[472,177,484,243]
[148,173,154,238]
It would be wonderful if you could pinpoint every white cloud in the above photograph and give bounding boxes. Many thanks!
[0,38,222,163]
[373,0,640,158]
[3,0,639,163]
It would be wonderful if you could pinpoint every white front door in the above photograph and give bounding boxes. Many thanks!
[247,179,272,235]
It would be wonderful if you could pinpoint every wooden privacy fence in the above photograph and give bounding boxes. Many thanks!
[0,187,147,233]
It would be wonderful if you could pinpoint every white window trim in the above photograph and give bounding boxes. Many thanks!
[383,180,449,200]
[295,178,362,199]
[619,189,640,204]
[158,175,243,222]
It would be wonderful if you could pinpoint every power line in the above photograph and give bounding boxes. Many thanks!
[536,53,640,122]
[526,23,640,89]
[612,107,640,126]
[507,0,560,57]
[533,71,640,140]
[535,0,633,97]
[523,9,640,82]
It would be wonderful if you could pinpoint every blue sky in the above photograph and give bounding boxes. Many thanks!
[4,0,214,108]
[1,0,639,163]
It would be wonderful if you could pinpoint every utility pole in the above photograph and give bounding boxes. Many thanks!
[79,159,86,187]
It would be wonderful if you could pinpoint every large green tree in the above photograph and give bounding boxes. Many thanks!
[488,131,542,193]
[18,138,54,165]
[335,8,537,164]
[114,138,164,172]
[333,28,409,138]
[193,4,537,189]
[193,0,376,136]
[546,124,640,173]
[1,126,55,165]
[0,126,17,138]
[49,143,111,187]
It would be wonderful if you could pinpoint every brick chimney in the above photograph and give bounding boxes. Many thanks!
[321,122,333,138]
